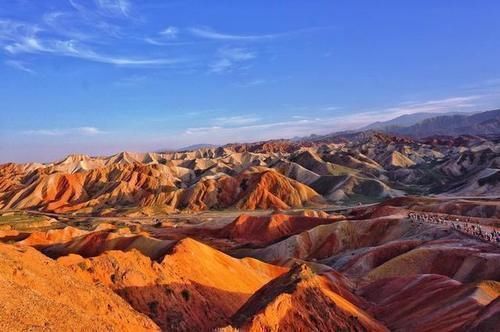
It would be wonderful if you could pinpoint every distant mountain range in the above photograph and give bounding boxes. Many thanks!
[170,109,500,153]
[359,111,473,131]
[177,143,219,151]
[158,143,219,153]
[290,109,499,144]
[2,129,498,214]
[372,109,500,138]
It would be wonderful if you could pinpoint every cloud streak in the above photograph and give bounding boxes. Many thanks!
[95,0,131,17]
[213,115,261,126]
[159,26,179,39]
[70,0,131,18]
[0,19,184,66]
[22,126,105,136]
[4,60,35,74]
[209,47,256,73]
[189,27,280,41]
[188,26,329,41]
[179,94,490,144]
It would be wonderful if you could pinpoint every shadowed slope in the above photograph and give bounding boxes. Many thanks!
[59,238,286,331]
[179,168,324,211]
[229,264,387,331]
[360,275,500,332]
[41,229,174,260]
[0,243,158,331]
[219,213,340,246]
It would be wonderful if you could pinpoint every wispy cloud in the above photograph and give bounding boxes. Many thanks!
[70,0,131,18]
[144,26,181,46]
[22,126,105,136]
[213,115,260,126]
[189,26,332,41]
[209,47,256,73]
[7,38,182,66]
[65,0,125,38]
[218,47,256,61]
[321,106,339,112]
[180,94,493,144]
[317,95,485,130]
[4,60,35,74]
[182,118,320,143]
[237,79,266,87]
[0,19,39,41]
[209,58,231,73]
[189,26,280,41]
[96,0,131,17]
[185,126,222,135]
[381,96,481,117]
[159,26,179,39]
[144,37,163,46]
[0,19,184,66]
[42,12,93,40]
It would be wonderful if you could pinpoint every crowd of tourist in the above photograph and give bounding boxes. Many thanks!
[408,212,500,244]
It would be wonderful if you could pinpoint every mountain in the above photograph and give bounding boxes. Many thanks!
[176,143,219,151]
[219,213,339,246]
[383,109,500,137]
[1,131,498,215]
[60,237,286,331]
[360,111,467,130]
[0,242,158,331]
[228,264,388,331]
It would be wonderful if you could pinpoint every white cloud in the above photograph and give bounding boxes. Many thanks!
[321,106,339,111]
[22,126,104,136]
[42,12,65,28]
[219,47,256,60]
[213,115,260,126]
[159,26,179,39]
[70,0,131,18]
[188,26,331,41]
[145,26,181,46]
[189,27,278,41]
[237,79,266,87]
[209,47,256,73]
[185,126,222,135]
[1,8,186,67]
[180,118,321,144]
[319,95,485,130]
[0,19,40,43]
[381,96,482,117]
[95,0,131,17]
[64,1,125,38]
[177,94,492,144]
[209,58,232,73]
[4,60,35,74]
[42,11,103,40]
[78,126,102,135]
[0,20,183,67]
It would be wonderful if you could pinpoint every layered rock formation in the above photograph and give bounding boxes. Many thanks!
[1,132,498,215]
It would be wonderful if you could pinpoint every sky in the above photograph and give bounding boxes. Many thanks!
[1,1,500,163]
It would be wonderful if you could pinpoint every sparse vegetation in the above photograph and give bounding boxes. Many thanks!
[180,289,190,302]
[147,301,159,317]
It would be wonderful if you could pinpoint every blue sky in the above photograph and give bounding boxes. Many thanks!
[1,1,500,162]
